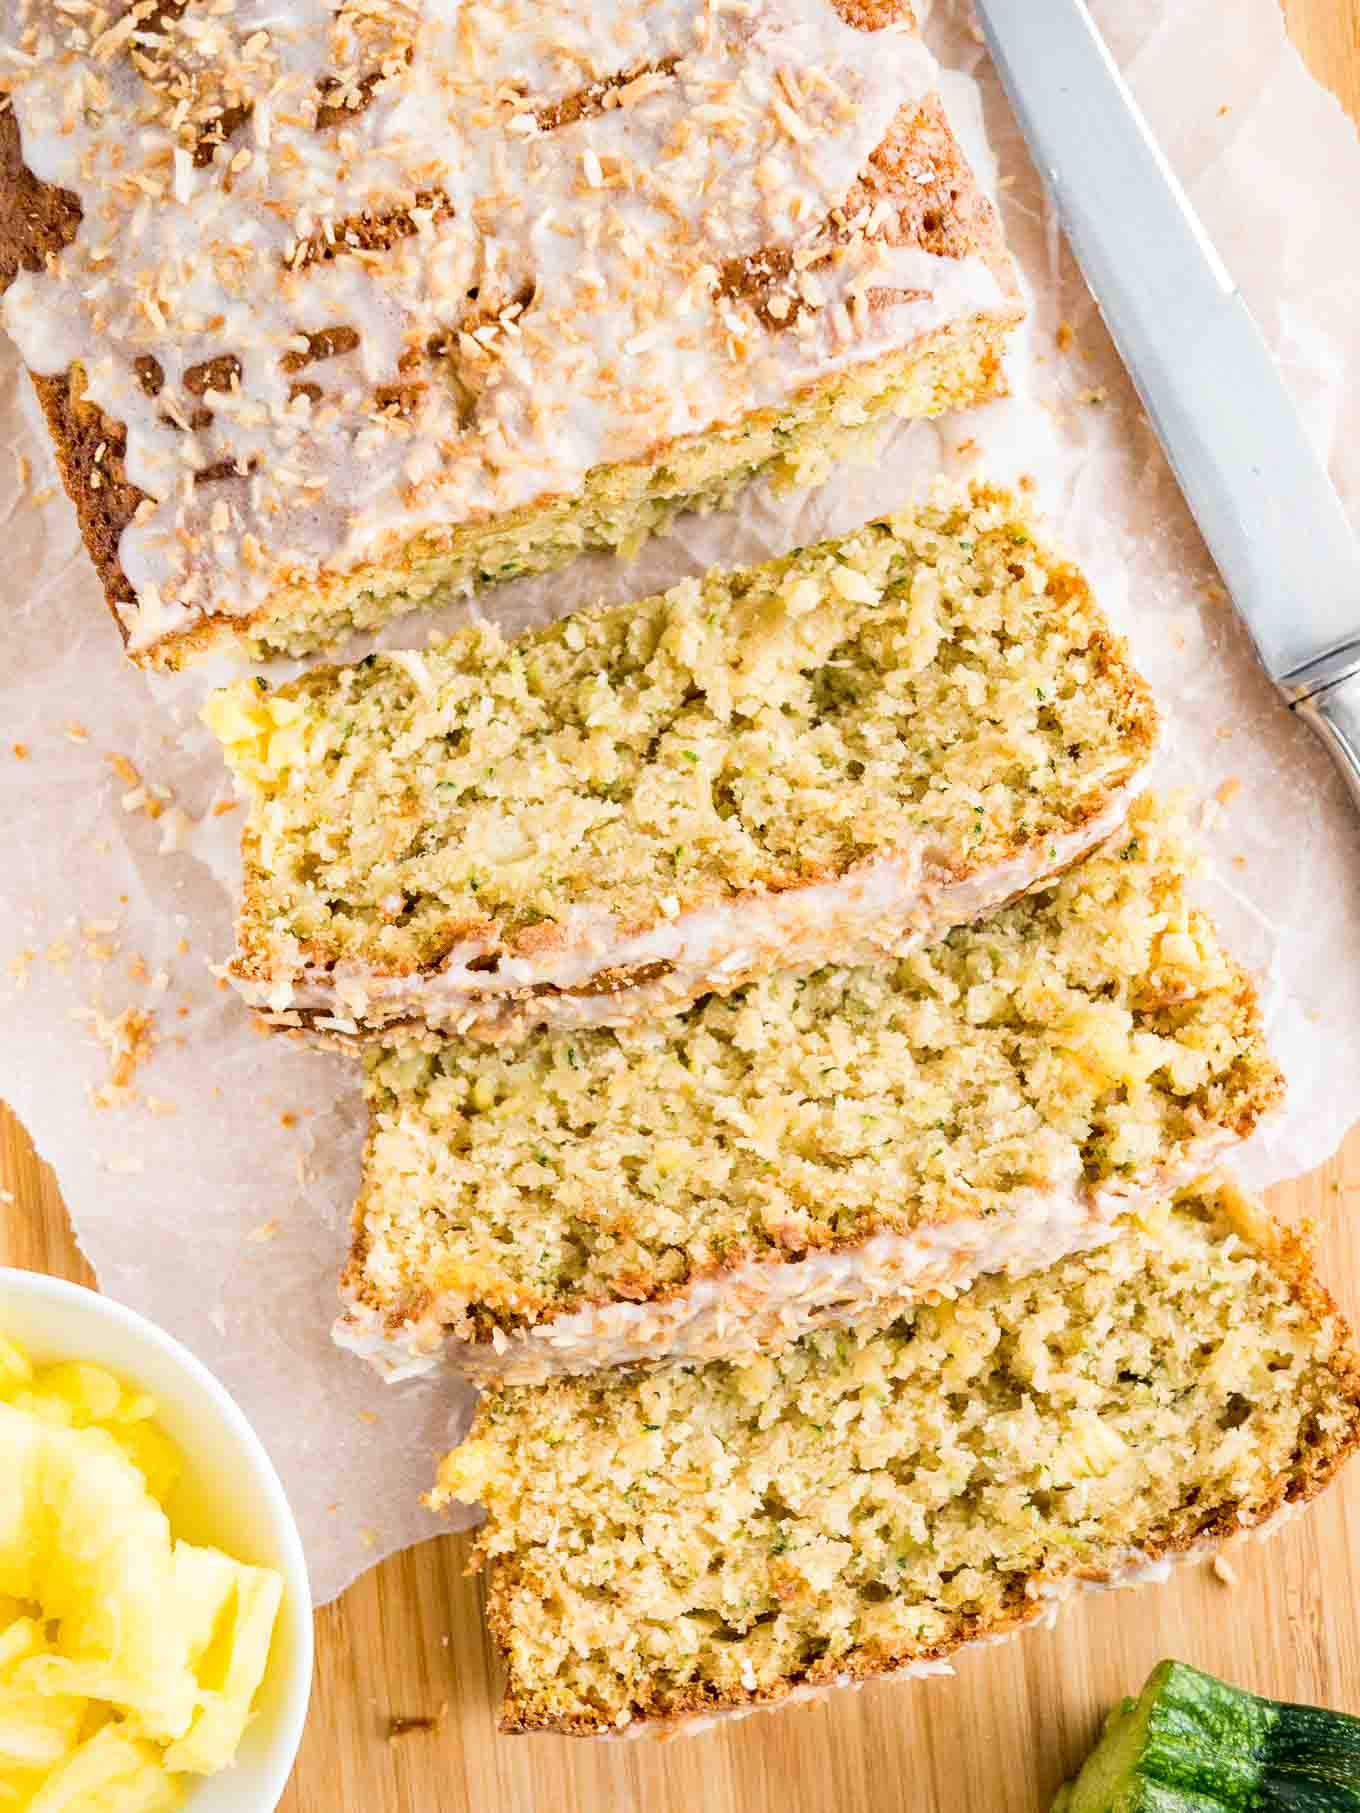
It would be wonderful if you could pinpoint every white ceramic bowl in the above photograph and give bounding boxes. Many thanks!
[0,1267,313,1813]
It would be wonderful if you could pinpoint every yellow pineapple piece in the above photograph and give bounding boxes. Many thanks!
[0,1612,89,1794]
[163,1544,284,1774]
[0,1616,42,1676]
[0,1408,44,1602]
[108,1391,158,1425]
[32,1364,123,1428]
[14,1421,198,1744]
[0,1333,285,1789]
[7,1389,72,1430]
[107,1420,183,1507]
[0,1673,86,1775]
[0,1339,31,1401]
[0,1604,31,1643]
[26,1723,182,1813]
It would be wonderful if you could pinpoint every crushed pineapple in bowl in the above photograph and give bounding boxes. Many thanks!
[0,1269,312,1812]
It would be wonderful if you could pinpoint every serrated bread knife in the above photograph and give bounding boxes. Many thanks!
[972,0,1360,807]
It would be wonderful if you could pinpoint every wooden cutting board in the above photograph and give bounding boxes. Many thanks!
[4,5,1359,1805]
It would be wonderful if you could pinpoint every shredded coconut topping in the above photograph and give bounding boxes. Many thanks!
[1,0,1002,652]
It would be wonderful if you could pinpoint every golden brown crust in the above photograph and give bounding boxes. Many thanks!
[719,92,1019,329]
[844,89,1016,299]
[0,107,144,640]
[29,368,144,636]
[0,104,81,290]
[0,29,1020,665]
[1219,973,1287,1134]
[474,1208,1360,1735]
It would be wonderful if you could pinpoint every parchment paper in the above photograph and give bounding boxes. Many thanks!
[2,0,1359,1604]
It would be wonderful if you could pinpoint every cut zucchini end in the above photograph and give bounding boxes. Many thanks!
[1051,1656,1360,1811]
[1055,1677,1163,1812]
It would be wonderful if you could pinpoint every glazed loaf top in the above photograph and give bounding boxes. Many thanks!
[0,0,1015,657]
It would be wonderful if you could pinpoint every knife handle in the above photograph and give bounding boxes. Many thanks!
[1294,672,1360,812]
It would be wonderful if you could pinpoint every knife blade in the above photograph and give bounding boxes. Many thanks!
[971,0,1360,803]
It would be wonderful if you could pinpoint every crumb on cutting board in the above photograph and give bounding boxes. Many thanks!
[387,1704,448,1740]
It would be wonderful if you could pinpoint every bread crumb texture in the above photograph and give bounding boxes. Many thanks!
[433,1182,1360,1734]
[351,793,1281,1339]
[212,488,1156,981]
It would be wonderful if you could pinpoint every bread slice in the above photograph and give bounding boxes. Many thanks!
[209,489,1158,1047]
[0,0,1021,667]
[337,795,1282,1381]
[430,1178,1360,1737]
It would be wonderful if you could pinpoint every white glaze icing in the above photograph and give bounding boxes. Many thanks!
[332,1122,1242,1382]
[240,783,1138,1039]
[1,0,1006,652]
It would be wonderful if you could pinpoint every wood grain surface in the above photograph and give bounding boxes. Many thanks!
[4,5,1360,1807]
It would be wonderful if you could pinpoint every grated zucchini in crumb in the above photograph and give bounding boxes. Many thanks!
[431,1182,1360,1735]
[350,795,1282,1337]
[210,487,1157,980]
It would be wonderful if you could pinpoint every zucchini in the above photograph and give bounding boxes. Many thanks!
[1053,1660,1360,1811]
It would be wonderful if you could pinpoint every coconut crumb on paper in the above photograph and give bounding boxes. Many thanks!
[86,1005,156,1106]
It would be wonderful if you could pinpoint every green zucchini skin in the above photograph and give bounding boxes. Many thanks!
[1054,1661,1360,1811]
